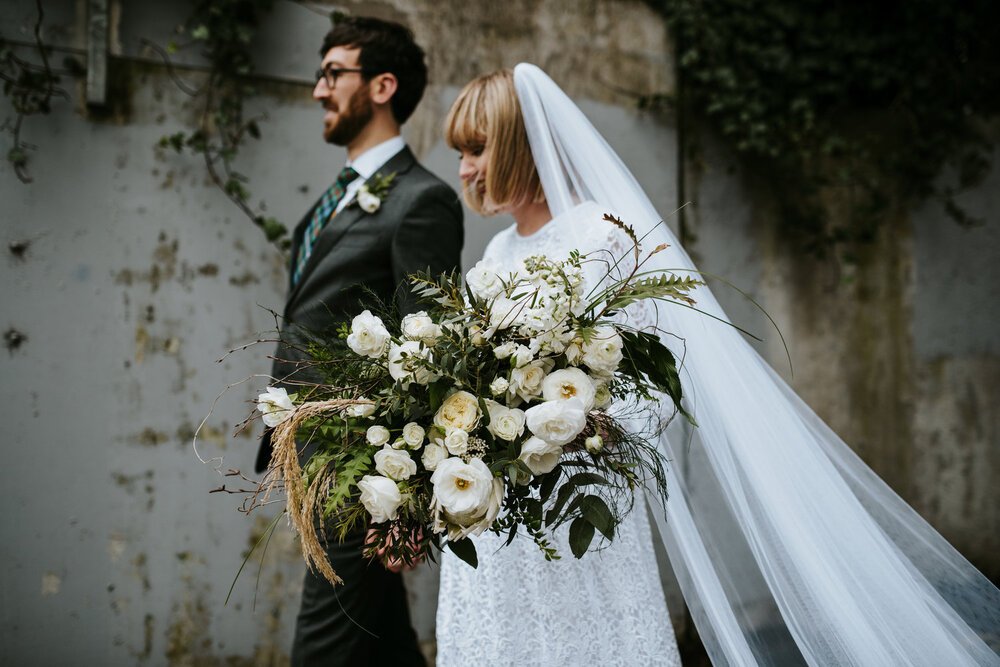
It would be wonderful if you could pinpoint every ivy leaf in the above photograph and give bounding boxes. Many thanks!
[580,495,615,540]
[569,517,595,559]
[447,537,478,569]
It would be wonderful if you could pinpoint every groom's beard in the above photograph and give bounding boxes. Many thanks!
[325,85,374,146]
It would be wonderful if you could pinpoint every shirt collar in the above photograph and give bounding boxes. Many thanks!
[346,136,406,180]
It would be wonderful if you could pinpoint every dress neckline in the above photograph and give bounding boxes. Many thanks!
[509,202,592,241]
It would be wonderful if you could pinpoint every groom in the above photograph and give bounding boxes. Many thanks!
[255,16,463,666]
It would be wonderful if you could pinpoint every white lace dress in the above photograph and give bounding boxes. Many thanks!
[435,202,681,667]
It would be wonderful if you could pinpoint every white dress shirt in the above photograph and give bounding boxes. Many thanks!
[334,135,407,214]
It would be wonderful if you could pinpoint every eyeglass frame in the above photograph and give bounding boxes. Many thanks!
[314,66,371,88]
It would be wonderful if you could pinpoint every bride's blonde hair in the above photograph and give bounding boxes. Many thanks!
[444,69,545,214]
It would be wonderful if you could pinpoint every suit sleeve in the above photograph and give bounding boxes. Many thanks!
[391,182,464,316]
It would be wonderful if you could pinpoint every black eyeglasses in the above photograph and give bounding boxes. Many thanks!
[315,66,366,88]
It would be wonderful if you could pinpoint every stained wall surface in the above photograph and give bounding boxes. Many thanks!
[1,0,996,665]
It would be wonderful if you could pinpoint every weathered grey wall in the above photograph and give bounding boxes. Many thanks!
[2,0,997,665]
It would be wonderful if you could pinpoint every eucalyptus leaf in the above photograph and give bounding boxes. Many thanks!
[569,517,595,559]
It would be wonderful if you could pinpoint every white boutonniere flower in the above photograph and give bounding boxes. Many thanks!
[354,171,396,214]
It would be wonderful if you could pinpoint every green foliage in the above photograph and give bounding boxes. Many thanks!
[646,0,999,256]
[0,3,70,183]
[157,0,292,251]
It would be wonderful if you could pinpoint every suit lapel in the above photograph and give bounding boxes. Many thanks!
[285,147,418,309]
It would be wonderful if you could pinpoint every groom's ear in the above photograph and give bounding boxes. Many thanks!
[369,73,399,107]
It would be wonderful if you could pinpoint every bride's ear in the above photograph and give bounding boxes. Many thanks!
[370,73,399,106]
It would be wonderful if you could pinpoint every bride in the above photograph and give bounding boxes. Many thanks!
[433,64,1000,666]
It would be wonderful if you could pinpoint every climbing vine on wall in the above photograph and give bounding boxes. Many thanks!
[0,0,72,183]
[645,0,999,257]
[155,0,290,251]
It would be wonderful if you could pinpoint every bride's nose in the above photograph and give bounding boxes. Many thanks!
[458,156,478,182]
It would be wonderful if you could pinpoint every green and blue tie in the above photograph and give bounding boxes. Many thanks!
[292,166,360,286]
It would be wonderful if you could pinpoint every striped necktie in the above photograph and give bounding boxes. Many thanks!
[292,166,360,286]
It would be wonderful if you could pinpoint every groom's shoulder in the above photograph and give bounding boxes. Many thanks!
[398,158,458,199]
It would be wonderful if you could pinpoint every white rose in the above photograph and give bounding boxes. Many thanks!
[430,458,503,538]
[509,360,548,401]
[485,400,526,442]
[388,340,438,386]
[466,258,505,300]
[489,376,509,396]
[357,187,381,213]
[519,436,563,475]
[257,386,294,427]
[585,434,604,454]
[402,422,425,449]
[524,398,587,446]
[366,424,391,447]
[421,443,448,471]
[542,367,596,412]
[345,398,376,418]
[443,428,470,456]
[346,310,391,358]
[401,311,442,345]
[511,344,533,368]
[374,445,417,481]
[582,326,624,375]
[433,390,481,432]
[493,341,517,360]
[357,475,402,523]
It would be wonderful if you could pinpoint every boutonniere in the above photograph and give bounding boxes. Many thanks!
[355,171,397,214]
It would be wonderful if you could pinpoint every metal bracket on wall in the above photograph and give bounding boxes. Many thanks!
[86,0,108,106]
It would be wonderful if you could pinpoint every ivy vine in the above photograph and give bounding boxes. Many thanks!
[645,0,999,257]
[0,0,73,183]
[155,0,290,251]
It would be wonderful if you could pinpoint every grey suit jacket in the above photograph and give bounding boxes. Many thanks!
[256,146,463,472]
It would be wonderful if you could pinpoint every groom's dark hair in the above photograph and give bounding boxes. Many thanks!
[320,16,428,125]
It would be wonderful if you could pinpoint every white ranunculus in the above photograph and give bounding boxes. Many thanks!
[401,311,442,345]
[519,436,563,475]
[542,367,596,412]
[345,398,377,418]
[387,340,438,386]
[466,258,505,300]
[401,422,425,449]
[582,326,624,375]
[430,458,503,538]
[366,424,391,447]
[511,344,533,368]
[374,445,417,481]
[357,475,402,523]
[421,443,448,471]
[485,400,526,442]
[593,381,612,409]
[489,376,510,396]
[357,188,381,213]
[257,386,294,427]
[585,434,604,454]
[509,360,548,401]
[347,310,391,358]
[443,428,470,456]
[524,398,587,446]
[433,390,481,432]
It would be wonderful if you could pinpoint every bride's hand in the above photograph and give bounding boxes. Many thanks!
[365,525,424,573]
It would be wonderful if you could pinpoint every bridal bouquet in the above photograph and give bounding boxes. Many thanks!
[256,216,700,585]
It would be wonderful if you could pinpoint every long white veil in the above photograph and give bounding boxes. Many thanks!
[513,62,1000,666]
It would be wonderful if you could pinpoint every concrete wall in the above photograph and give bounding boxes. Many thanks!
[1,0,996,665]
